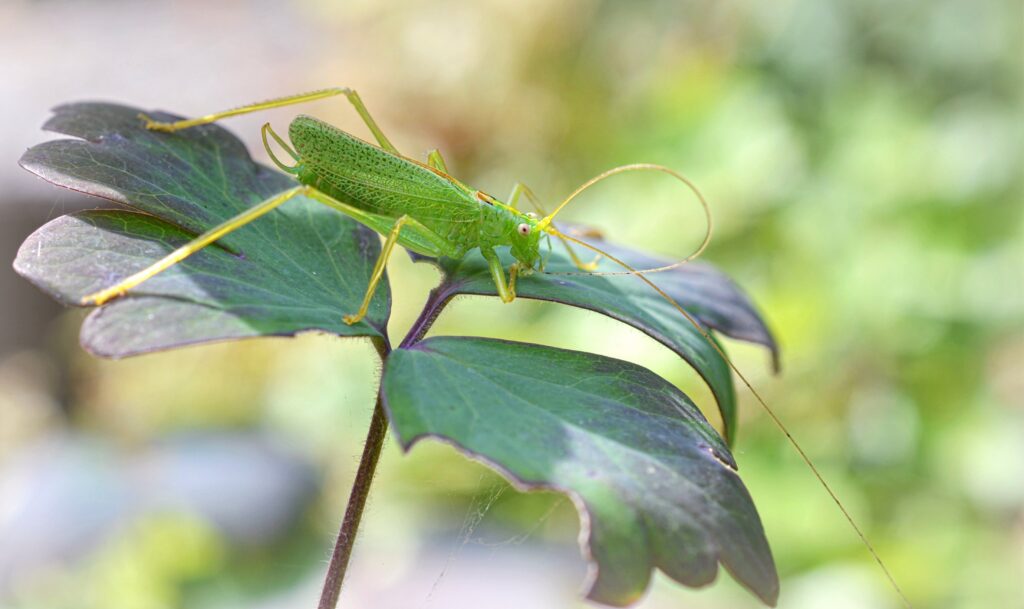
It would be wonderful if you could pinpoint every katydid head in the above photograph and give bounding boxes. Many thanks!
[510,215,543,270]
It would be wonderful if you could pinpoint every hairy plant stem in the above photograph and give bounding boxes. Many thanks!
[317,287,452,609]
[316,337,390,609]
[401,285,455,348]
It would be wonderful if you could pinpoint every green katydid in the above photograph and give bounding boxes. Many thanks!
[81,88,710,325]
[80,88,911,608]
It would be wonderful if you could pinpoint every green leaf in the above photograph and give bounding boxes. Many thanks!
[14,102,389,356]
[425,234,777,445]
[382,336,779,607]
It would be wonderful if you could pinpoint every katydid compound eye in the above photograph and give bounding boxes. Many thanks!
[517,223,530,236]
[525,212,538,219]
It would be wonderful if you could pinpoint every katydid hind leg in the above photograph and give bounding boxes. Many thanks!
[141,87,400,154]
[80,186,309,306]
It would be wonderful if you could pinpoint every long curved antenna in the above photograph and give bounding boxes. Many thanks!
[547,226,914,609]
[261,123,300,174]
[537,164,713,276]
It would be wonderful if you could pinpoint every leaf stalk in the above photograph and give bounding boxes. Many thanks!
[317,337,391,609]
[319,285,453,608]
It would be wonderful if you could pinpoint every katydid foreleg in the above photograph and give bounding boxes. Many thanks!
[343,215,410,325]
[481,247,519,303]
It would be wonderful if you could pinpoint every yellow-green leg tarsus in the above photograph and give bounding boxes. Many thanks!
[482,247,517,303]
[80,185,310,306]
[343,215,410,325]
[426,149,448,173]
[140,87,399,154]
[507,182,601,271]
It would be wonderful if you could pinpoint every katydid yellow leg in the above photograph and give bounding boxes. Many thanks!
[302,189,454,258]
[505,182,536,212]
[80,185,310,306]
[260,122,299,174]
[508,263,520,295]
[343,215,410,325]
[506,182,601,271]
[141,88,399,153]
[426,149,448,173]
[481,247,518,303]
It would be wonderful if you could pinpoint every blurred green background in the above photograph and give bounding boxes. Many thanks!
[1,1,1021,608]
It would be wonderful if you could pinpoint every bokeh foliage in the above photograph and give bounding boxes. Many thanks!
[3,1,1021,608]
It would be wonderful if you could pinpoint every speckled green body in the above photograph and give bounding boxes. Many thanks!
[288,115,542,267]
